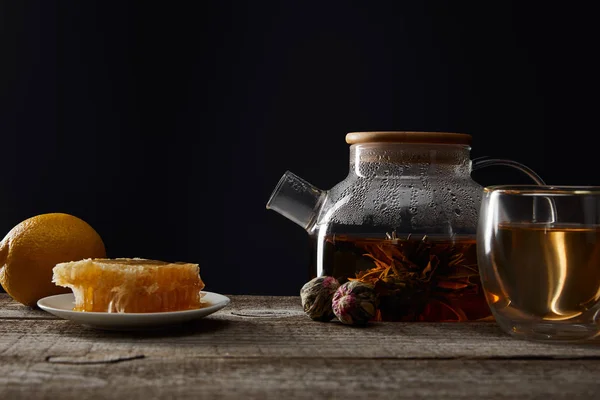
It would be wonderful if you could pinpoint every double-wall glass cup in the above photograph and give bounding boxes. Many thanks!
[477,185,600,341]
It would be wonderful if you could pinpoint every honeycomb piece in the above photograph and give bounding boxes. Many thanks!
[52,258,205,313]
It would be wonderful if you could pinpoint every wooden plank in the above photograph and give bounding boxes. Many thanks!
[1,357,599,399]
[0,294,302,320]
[3,293,600,361]
[2,294,600,361]
[0,293,58,320]
[2,316,600,361]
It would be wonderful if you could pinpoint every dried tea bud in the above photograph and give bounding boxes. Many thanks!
[332,281,378,325]
[300,276,340,321]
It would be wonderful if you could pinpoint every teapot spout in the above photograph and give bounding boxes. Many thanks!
[266,171,326,231]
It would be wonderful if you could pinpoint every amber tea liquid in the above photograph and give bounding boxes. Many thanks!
[312,234,491,322]
[487,223,600,321]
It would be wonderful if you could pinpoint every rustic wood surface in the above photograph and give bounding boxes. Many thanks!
[1,293,599,399]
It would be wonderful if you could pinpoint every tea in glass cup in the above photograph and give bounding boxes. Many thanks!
[477,185,600,341]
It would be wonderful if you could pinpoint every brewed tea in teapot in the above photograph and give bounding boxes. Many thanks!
[267,131,543,322]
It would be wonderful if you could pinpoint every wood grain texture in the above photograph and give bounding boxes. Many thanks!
[2,358,599,400]
[0,293,58,319]
[1,294,599,399]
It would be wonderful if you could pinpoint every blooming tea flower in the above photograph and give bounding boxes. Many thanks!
[332,281,378,325]
[300,276,341,321]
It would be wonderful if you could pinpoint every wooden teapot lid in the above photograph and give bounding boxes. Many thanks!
[345,131,472,145]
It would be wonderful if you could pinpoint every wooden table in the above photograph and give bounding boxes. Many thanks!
[1,293,599,399]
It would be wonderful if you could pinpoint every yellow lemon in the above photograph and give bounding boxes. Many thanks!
[0,213,106,307]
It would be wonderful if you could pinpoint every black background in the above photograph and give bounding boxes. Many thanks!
[1,1,598,296]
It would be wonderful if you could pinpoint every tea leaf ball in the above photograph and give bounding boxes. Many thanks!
[332,281,378,325]
[300,276,341,321]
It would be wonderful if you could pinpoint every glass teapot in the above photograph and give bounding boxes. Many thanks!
[266,131,544,322]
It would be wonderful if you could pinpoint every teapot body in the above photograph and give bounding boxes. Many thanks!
[309,140,490,322]
[266,131,542,322]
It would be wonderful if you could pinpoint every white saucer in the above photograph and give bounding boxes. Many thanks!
[37,292,230,330]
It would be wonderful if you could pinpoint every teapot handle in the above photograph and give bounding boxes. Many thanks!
[471,156,546,186]
[472,157,556,223]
